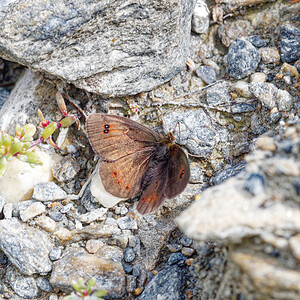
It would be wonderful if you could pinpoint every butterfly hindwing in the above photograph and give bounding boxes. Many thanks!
[137,158,169,214]
[164,144,190,199]
[86,114,160,161]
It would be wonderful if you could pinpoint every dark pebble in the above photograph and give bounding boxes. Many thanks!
[212,161,246,185]
[226,38,261,79]
[168,253,187,266]
[244,173,265,196]
[36,278,53,292]
[195,65,216,84]
[247,35,269,48]
[124,247,136,263]
[48,211,63,222]
[266,73,275,82]
[132,265,141,277]
[280,22,300,62]
[123,263,133,274]
[179,236,193,247]
[294,177,300,196]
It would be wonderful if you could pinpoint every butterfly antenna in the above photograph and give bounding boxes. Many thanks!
[61,92,88,122]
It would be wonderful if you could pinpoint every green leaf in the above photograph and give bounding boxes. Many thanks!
[2,133,12,147]
[41,122,58,140]
[0,157,8,177]
[94,290,107,298]
[59,116,77,127]
[11,141,24,155]
[86,277,96,293]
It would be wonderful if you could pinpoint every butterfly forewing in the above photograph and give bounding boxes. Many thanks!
[100,148,155,198]
[86,114,160,161]
[164,144,190,198]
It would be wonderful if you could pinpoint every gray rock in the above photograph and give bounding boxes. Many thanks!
[60,203,73,214]
[36,277,53,292]
[0,0,196,97]
[117,216,138,230]
[6,265,39,299]
[227,38,261,79]
[195,65,216,84]
[78,207,108,224]
[179,236,193,247]
[247,35,269,48]
[48,211,63,222]
[244,173,265,196]
[206,81,232,111]
[276,89,294,112]
[0,87,9,109]
[280,22,300,62]
[0,218,52,275]
[33,182,67,201]
[3,203,13,219]
[19,201,46,222]
[250,82,278,109]
[124,247,136,263]
[163,110,218,158]
[52,156,80,182]
[212,162,245,186]
[191,0,210,34]
[49,248,62,261]
[50,248,125,298]
[168,252,187,266]
[126,275,137,293]
[137,265,187,300]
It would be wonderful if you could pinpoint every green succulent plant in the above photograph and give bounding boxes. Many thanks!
[0,91,78,177]
[63,278,107,300]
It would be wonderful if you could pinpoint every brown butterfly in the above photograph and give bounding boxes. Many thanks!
[86,113,190,214]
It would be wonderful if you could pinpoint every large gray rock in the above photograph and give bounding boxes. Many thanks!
[0,218,52,275]
[0,0,196,96]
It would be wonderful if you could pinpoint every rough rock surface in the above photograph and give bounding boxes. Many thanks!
[0,0,196,96]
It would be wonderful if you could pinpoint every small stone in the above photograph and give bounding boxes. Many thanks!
[128,235,137,248]
[33,182,67,201]
[60,203,73,214]
[230,81,251,98]
[78,208,108,224]
[167,244,183,252]
[66,144,78,154]
[256,136,276,151]
[105,217,118,226]
[280,22,300,62]
[179,236,193,247]
[35,215,56,232]
[132,265,141,277]
[48,294,59,300]
[19,202,45,222]
[49,248,62,261]
[259,47,280,64]
[52,155,80,182]
[3,203,13,219]
[276,89,293,112]
[126,275,137,293]
[195,65,216,84]
[108,234,129,249]
[181,247,195,257]
[227,38,261,79]
[124,247,136,263]
[244,173,265,196]
[250,72,267,83]
[247,35,269,48]
[123,263,133,274]
[6,266,39,299]
[117,217,138,230]
[86,239,104,254]
[120,205,128,216]
[250,82,278,109]
[191,0,210,34]
[98,245,124,263]
[168,253,187,266]
[48,211,63,222]
[54,227,72,240]
[36,277,53,292]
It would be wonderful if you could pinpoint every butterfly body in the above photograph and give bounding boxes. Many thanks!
[86,113,190,214]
